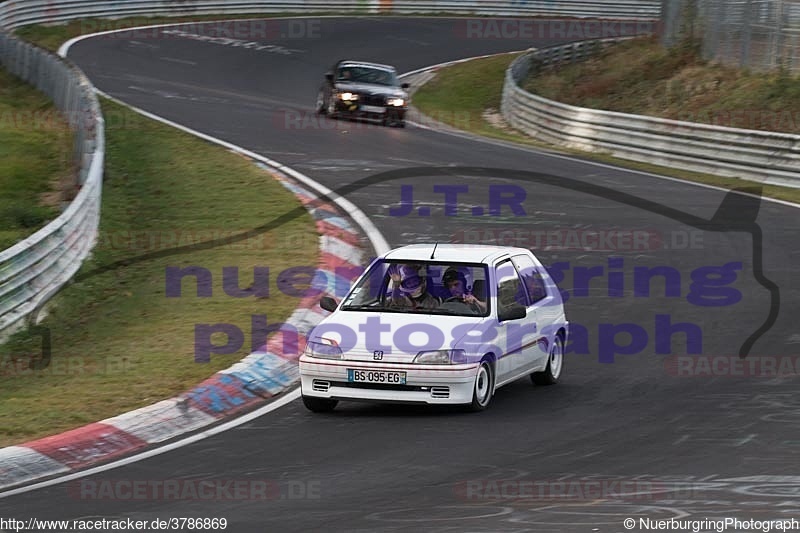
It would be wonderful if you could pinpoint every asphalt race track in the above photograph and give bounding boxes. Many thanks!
[2,17,799,532]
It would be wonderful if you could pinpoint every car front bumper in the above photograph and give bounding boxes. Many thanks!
[299,356,478,404]
[334,100,406,120]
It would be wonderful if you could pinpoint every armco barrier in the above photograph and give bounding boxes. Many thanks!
[0,1,661,30]
[0,31,104,336]
[0,1,660,335]
[0,168,367,491]
[501,39,800,188]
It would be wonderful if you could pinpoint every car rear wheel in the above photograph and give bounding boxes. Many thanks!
[302,395,338,413]
[468,360,493,412]
[532,335,563,386]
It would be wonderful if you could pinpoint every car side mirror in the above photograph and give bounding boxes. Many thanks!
[498,304,526,322]
[320,296,338,312]
[325,73,334,83]
[401,82,410,89]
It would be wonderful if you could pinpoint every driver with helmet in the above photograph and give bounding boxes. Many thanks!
[442,267,487,313]
[388,264,441,309]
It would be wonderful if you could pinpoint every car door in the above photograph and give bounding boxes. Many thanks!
[492,259,536,382]
[511,253,556,372]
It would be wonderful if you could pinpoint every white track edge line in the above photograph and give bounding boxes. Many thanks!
[0,389,301,498]
[62,18,800,211]
[6,14,791,496]
[0,21,393,497]
[93,89,390,255]
[398,56,800,210]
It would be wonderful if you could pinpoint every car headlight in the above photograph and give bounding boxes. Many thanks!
[339,92,358,101]
[305,338,343,359]
[413,349,467,364]
[387,97,405,107]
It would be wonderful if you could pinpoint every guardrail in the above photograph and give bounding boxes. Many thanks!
[0,0,661,336]
[0,0,661,29]
[0,31,104,336]
[501,39,800,188]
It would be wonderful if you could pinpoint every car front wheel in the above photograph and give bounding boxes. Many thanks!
[315,91,326,115]
[383,110,405,127]
[468,360,493,412]
[532,335,563,386]
[302,395,338,413]
[327,95,338,118]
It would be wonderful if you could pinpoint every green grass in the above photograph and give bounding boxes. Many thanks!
[525,36,800,134]
[412,52,525,142]
[0,97,318,446]
[0,67,73,250]
[412,50,800,205]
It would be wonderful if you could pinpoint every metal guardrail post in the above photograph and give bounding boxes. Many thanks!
[0,28,105,336]
[501,38,800,188]
[0,0,664,336]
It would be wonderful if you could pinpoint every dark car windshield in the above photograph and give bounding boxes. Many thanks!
[336,66,399,86]
[340,260,491,317]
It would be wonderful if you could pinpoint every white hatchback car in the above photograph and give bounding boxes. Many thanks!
[299,244,568,412]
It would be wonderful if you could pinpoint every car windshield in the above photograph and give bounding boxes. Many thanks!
[340,260,491,317]
[336,66,398,86]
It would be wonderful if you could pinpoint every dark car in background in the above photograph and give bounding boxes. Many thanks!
[316,60,410,127]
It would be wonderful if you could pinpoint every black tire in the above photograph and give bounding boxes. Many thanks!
[532,335,564,386]
[326,95,338,118]
[302,395,338,413]
[315,91,326,115]
[468,360,494,412]
[398,120,406,128]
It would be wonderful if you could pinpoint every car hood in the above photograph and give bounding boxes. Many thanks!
[307,311,488,363]
[334,82,407,98]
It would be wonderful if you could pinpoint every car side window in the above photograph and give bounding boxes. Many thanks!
[511,254,548,305]
[495,260,528,311]
[337,67,352,81]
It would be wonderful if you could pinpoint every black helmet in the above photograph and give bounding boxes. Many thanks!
[442,267,468,287]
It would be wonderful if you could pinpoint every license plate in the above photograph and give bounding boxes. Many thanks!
[347,369,407,385]
[360,105,385,114]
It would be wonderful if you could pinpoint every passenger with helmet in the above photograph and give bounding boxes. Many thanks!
[442,267,487,314]
[387,264,441,310]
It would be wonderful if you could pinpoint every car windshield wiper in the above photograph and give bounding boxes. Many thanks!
[341,304,383,311]
[413,308,458,315]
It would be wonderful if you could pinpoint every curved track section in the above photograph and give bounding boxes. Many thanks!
[1,17,798,531]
